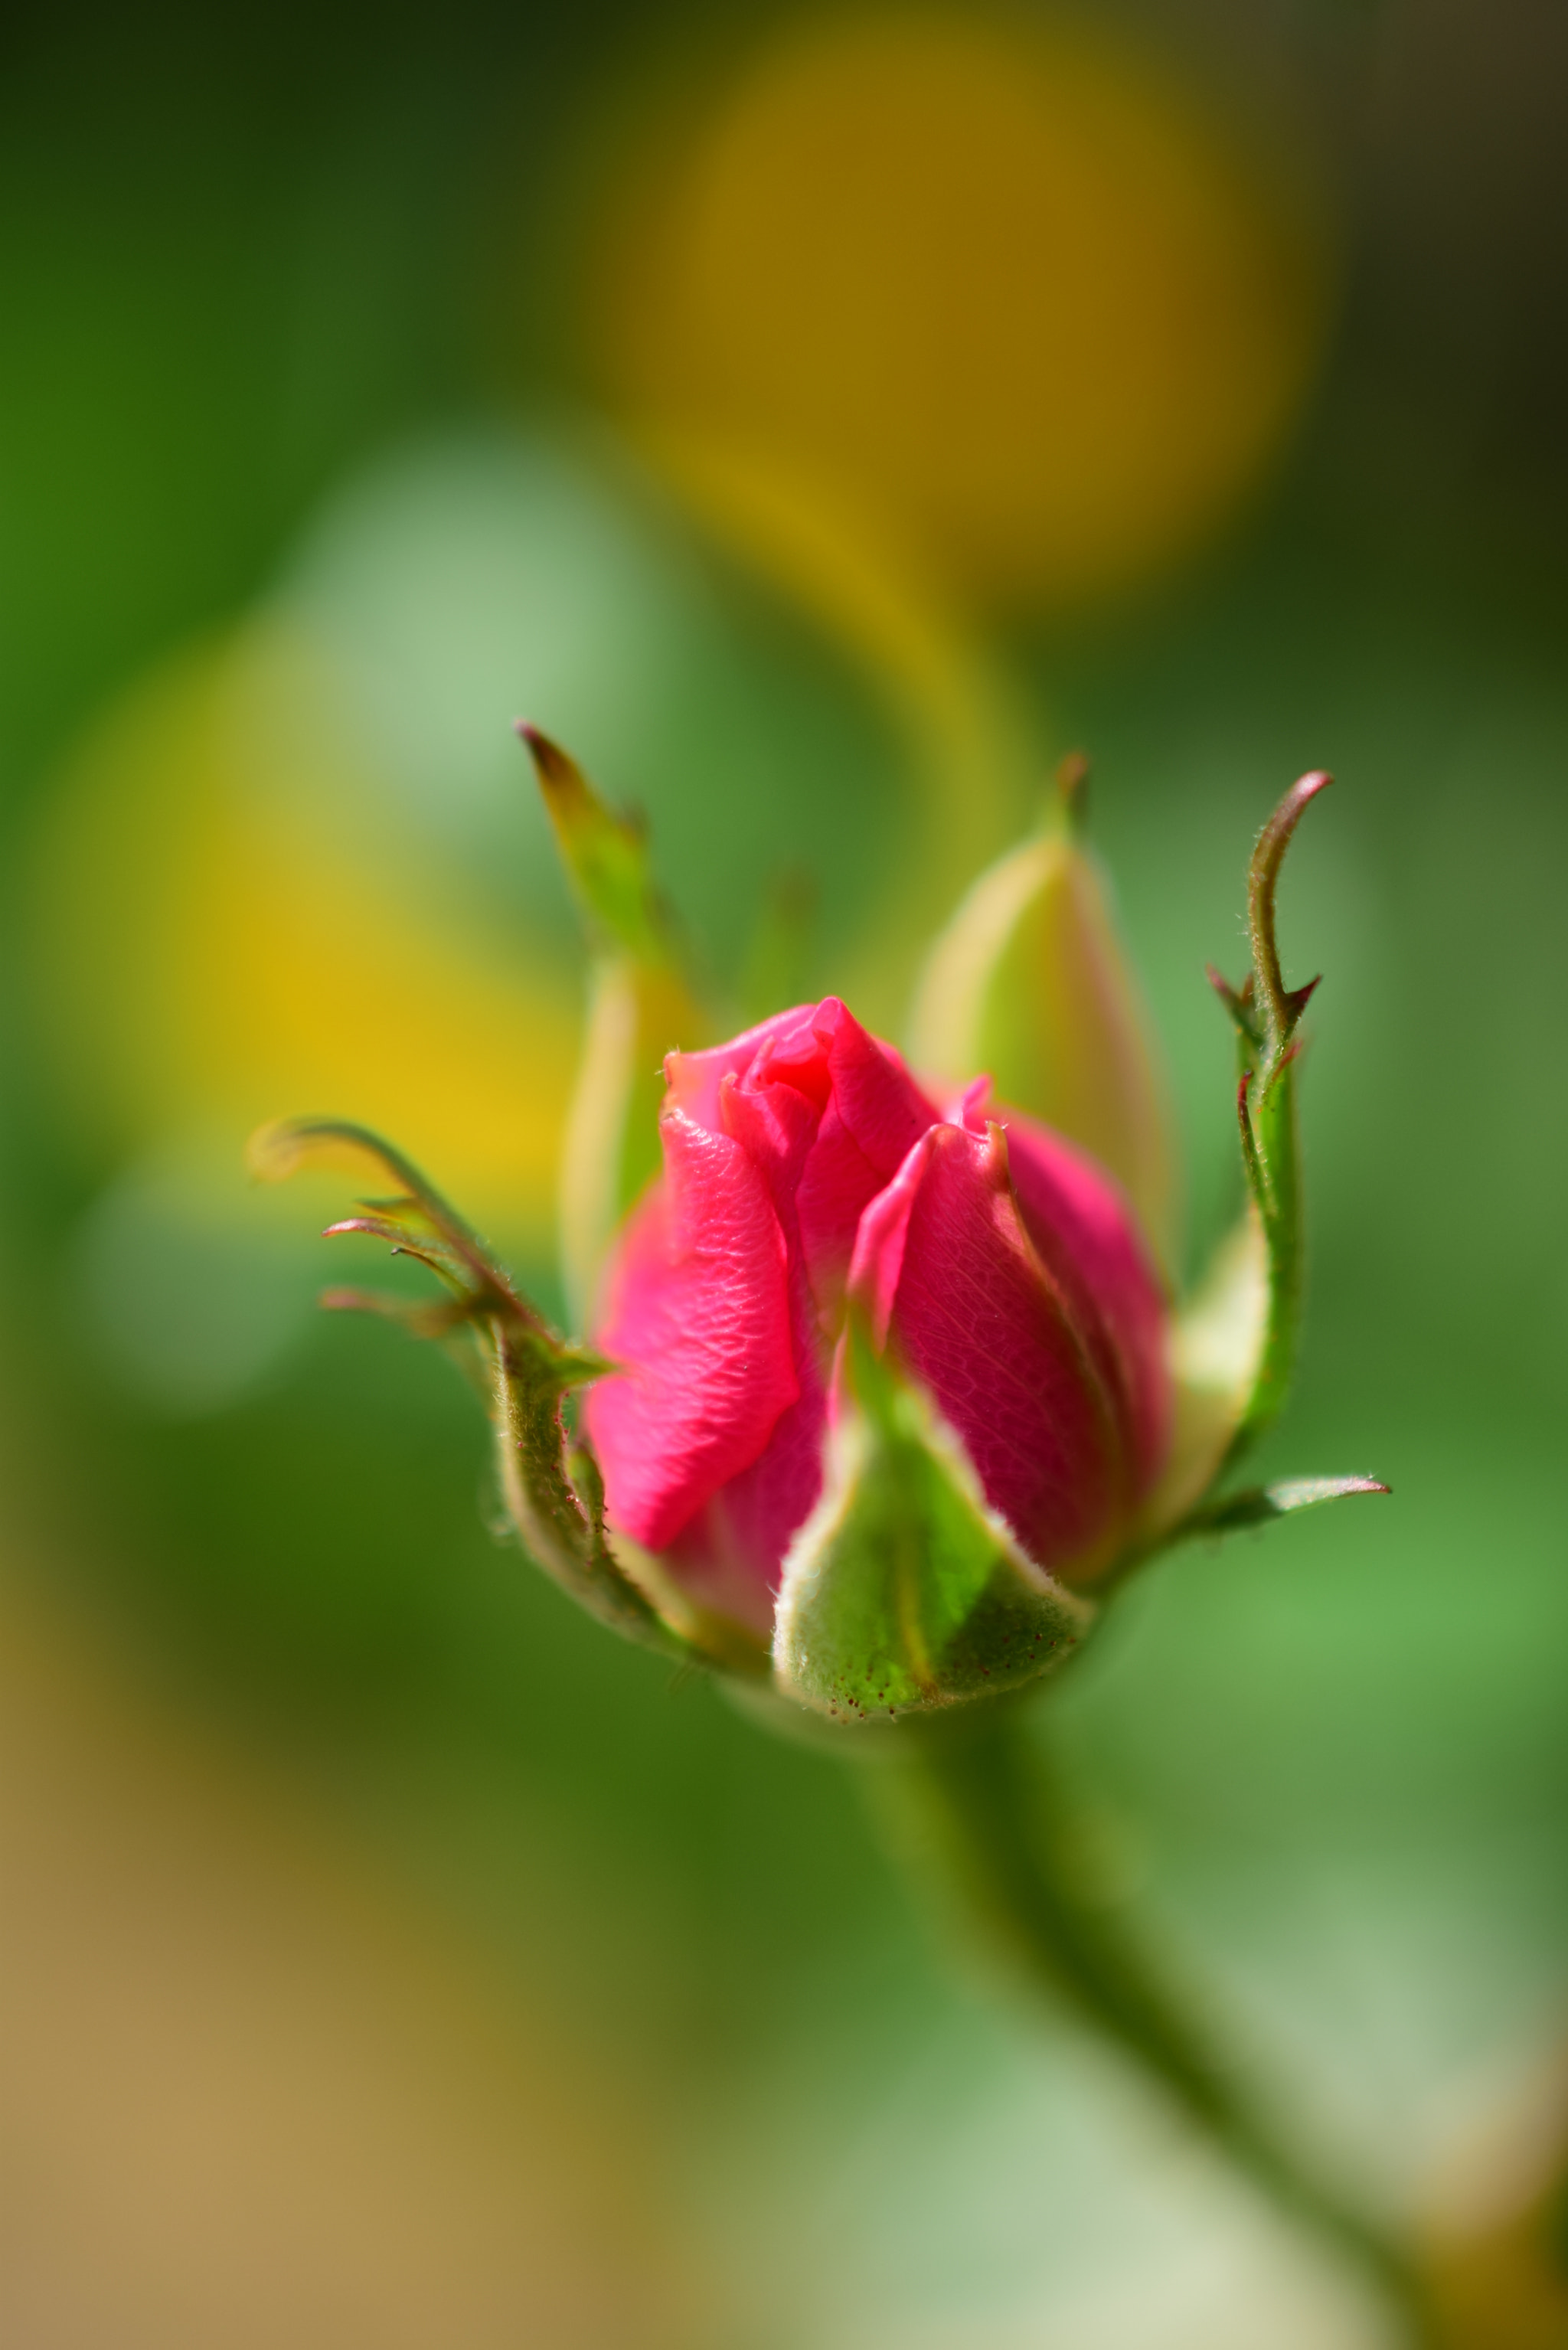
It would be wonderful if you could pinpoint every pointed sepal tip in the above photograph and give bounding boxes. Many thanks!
[1249,768,1332,1062]
[514,721,668,966]
[1183,1473,1390,1538]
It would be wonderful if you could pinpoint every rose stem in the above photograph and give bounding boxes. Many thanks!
[869,1701,1439,2347]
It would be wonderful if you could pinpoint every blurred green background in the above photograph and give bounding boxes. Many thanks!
[2,2,1565,2342]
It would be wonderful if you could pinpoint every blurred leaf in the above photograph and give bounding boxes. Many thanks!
[31,633,579,1242]
[738,865,817,1029]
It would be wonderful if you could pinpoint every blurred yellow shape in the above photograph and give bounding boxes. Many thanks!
[625,432,1038,1028]
[29,630,577,1244]
[1425,2057,1568,2349]
[588,8,1331,610]
[0,1569,704,2348]
[1432,2222,1568,2350]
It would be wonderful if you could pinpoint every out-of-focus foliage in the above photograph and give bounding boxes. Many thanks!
[2,0,1566,2341]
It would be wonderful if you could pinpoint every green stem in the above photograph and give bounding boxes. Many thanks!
[875,1701,1439,2346]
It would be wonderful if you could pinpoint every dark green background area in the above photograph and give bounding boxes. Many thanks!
[2,0,1565,2333]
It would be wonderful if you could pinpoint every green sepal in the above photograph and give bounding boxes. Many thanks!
[250,1116,529,1315]
[519,726,711,1323]
[249,1116,704,1669]
[486,1316,698,1660]
[773,1318,1093,1723]
[1127,773,1390,1570]
[1204,773,1330,1466]
[519,724,672,966]
[1178,1474,1390,1539]
[907,751,1177,1269]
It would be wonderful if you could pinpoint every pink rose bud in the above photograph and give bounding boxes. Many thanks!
[256,760,1383,1708]
[585,997,1171,1636]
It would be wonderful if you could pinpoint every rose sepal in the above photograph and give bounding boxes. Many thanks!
[772,1309,1093,1724]
[247,1115,708,1667]
[1179,1475,1390,1533]
[1116,771,1387,1568]
[907,752,1177,1268]
[1199,769,1330,1468]
[518,725,710,1327]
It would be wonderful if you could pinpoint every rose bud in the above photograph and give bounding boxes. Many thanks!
[583,996,1171,1646]
[255,747,1387,1721]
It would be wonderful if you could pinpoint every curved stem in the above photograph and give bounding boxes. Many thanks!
[874,1701,1439,2346]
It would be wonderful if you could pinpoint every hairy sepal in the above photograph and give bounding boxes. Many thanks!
[773,1318,1093,1723]
[249,1114,704,1667]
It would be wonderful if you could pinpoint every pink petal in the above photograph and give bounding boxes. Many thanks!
[988,1103,1171,1490]
[585,1110,799,1556]
[664,1003,822,1136]
[812,999,936,1169]
[850,1121,1130,1578]
[846,1126,933,1348]
[793,999,939,1316]
[591,1001,946,1616]
[662,1368,828,1634]
[668,996,939,1330]
[717,1061,822,1208]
